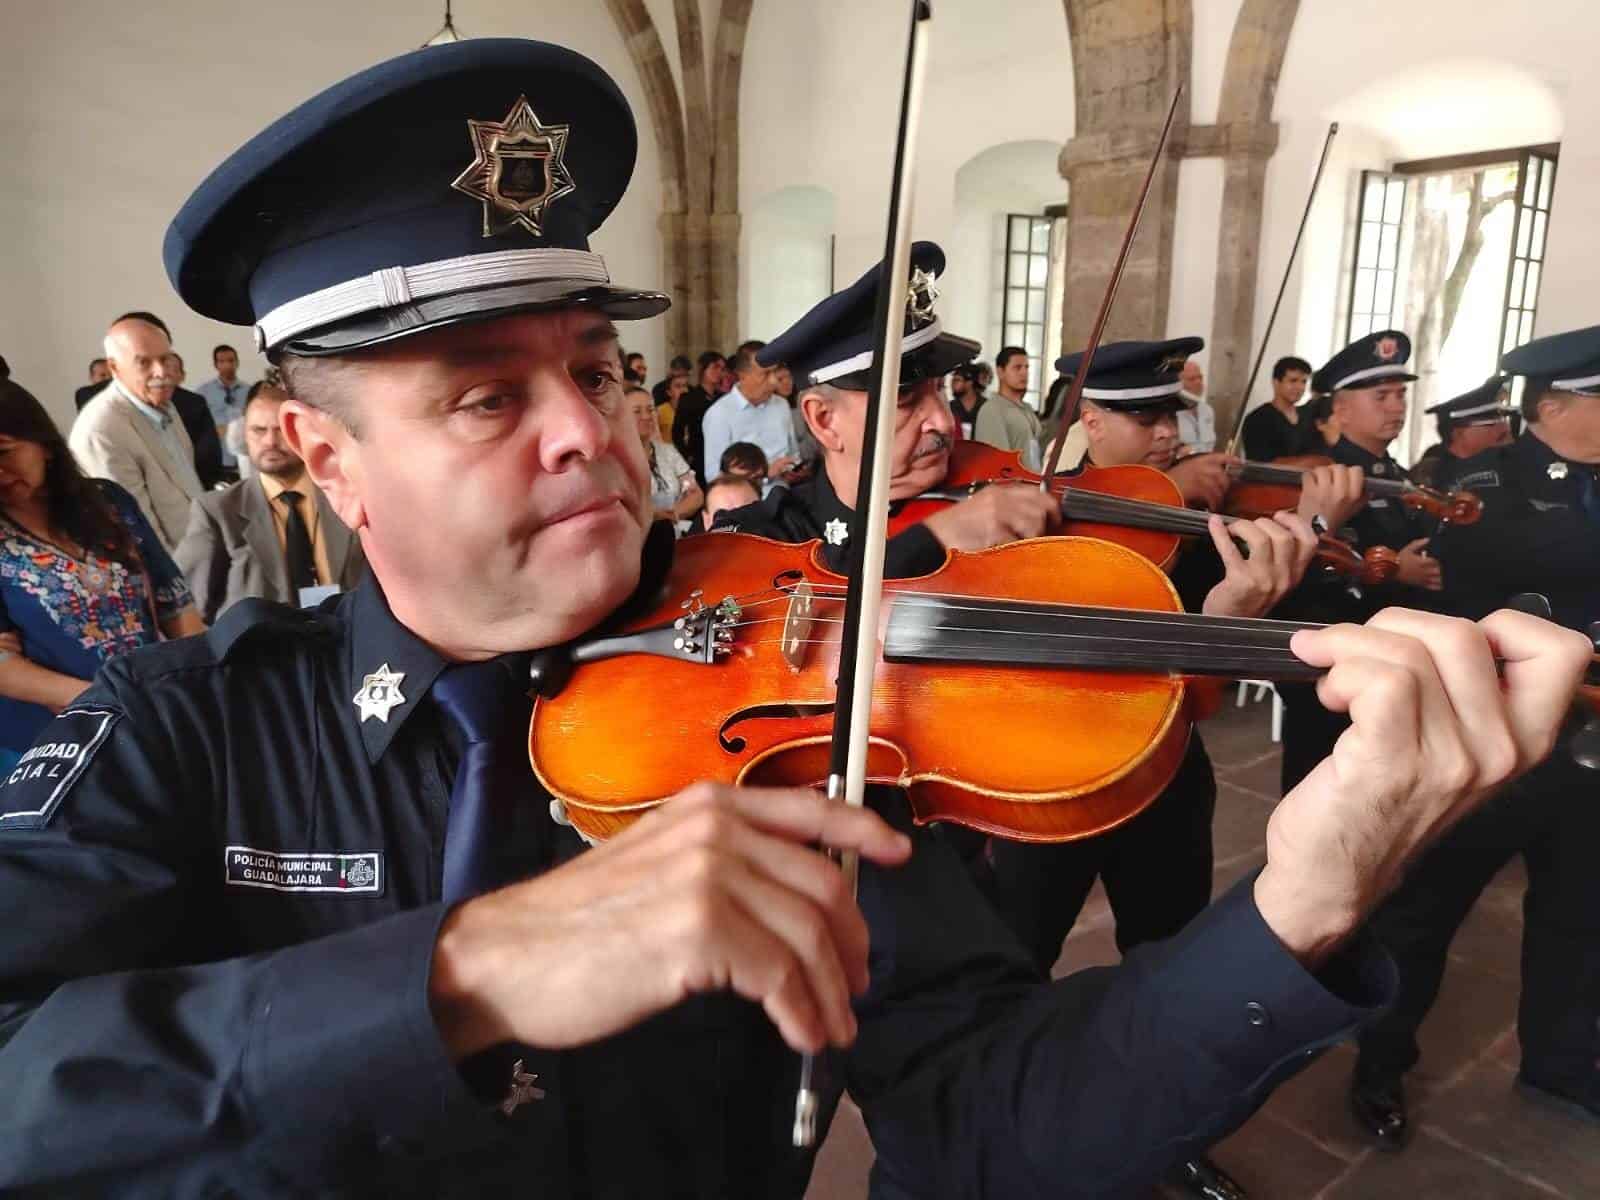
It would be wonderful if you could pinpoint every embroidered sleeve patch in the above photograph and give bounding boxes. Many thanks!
[224,846,384,895]
[1455,469,1501,490]
[0,708,121,831]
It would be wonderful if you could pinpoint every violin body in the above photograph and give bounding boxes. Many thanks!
[892,442,1188,568]
[532,533,1193,845]
[1225,454,1483,525]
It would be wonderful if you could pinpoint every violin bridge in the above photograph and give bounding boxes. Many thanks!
[781,582,817,672]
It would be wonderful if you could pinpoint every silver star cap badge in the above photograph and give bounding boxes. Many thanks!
[1549,461,1569,480]
[353,664,407,723]
[824,518,849,547]
[906,267,940,328]
[451,95,577,238]
[500,1059,546,1115]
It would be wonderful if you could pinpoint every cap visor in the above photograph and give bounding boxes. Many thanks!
[276,277,670,357]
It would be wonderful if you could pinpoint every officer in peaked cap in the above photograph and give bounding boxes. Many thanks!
[1408,376,1514,491]
[731,317,1326,1200]
[1276,329,1444,800]
[1348,325,1600,1151]
[718,240,1068,573]
[0,38,1589,1200]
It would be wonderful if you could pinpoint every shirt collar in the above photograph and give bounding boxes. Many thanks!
[114,379,172,429]
[1331,435,1396,472]
[258,468,310,502]
[348,575,452,763]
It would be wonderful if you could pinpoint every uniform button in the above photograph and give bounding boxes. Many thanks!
[1244,1001,1271,1029]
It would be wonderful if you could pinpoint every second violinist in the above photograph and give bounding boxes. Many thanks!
[718,245,1337,1200]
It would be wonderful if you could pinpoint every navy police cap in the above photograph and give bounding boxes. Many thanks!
[1500,324,1600,393]
[1053,337,1202,412]
[165,39,668,358]
[1425,375,1511,421]
[1312,329,1417,395]
[758,242,979,391]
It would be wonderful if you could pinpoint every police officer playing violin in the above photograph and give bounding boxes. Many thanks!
[1276,330,1447,796]
[0,38,1591,1200]
[1347,326,1600,1149]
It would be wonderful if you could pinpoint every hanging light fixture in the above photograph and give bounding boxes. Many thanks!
[422,1,463,47]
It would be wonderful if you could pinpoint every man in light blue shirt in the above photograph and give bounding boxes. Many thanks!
[195,344,254,469]
[701,342,799,495]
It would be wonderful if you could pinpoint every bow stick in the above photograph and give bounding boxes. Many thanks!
[1223,121,1339,456]
[791,0,932,1150]
[1040,87,1184,482]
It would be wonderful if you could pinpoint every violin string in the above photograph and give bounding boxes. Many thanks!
[715,581,1322,632]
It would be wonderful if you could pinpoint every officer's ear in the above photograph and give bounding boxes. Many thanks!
[279,399,366,533]
[801,386,844,453]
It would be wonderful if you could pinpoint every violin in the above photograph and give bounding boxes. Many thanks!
[894,442,1399,586]
[1223,454,1483,525]
[530,532,1327,846]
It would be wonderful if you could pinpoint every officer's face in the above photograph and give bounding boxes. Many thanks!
[1083,403,1180,470]
[1335,382,1408,446]
[282,310,651,656]
[1448,416,1513,459]
[808,378,955,504]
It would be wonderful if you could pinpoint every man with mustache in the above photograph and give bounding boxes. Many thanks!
[0,39,1590,1200]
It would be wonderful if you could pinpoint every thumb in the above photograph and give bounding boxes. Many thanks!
[1401,537,1431,553]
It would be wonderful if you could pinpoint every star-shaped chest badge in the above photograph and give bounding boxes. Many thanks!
[499,1059,546,1116]
[451,95,577,238]
[353,664,407,724]
[824,518,849,546]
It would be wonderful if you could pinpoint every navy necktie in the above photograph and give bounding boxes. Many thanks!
[433,658,531,905]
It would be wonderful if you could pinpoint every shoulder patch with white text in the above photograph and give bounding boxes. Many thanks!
[0,708,121,831]
[1455,469,1500,490]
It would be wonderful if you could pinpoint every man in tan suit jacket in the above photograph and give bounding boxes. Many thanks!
[174,383,365,623]
[68,315,204,552]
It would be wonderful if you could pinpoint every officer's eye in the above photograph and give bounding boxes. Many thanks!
[458,391,520,418]
[576,365,620,396]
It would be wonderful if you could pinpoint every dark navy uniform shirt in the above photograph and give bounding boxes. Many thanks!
[0,561,1396,1198]
[1434,433,1600,632]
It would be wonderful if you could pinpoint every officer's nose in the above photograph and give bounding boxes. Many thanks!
[533,372,611,472]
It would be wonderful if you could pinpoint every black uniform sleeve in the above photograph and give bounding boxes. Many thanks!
[848,796,1395,1199]
[0,667,509,1193]
[1435,498,1600,623]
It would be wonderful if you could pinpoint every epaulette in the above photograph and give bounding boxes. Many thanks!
[205,597,340,663]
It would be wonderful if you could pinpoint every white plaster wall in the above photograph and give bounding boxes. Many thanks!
[742,186,836,342]
[1166,157,1225,355]
[0,0,666,431]
[761,0,1073,331]
[1189,0,1247,126]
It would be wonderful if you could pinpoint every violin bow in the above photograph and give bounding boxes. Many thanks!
[1040,87,1184,482]
[791,0,933,1150]
[1223,121,1339,457]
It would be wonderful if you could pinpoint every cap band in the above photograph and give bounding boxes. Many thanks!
[808,319,945,385]
[1081,381,1183,401]
[255,247,611,351]
[1331,363,1412,391]
[1438,400,1511,420]
[1553,370,1600,392]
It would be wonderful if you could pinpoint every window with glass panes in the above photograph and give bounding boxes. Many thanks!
[1500,149,1557,355]
[1346,172,1407,341]
[1002,214,1052,409]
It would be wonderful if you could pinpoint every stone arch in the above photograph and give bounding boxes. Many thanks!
[1057,0,1193,353]
[603,0,751,358]
[1207,0,1301,442]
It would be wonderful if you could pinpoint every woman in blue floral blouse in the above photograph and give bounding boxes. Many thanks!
[0,380,203,764]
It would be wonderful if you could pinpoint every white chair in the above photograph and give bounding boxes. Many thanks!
[1234,679,1283,743]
